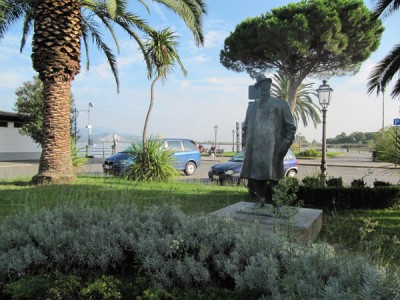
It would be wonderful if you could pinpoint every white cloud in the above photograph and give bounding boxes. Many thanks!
[0,73,28,89]
[185,54,211,64]
[204,30,227,49]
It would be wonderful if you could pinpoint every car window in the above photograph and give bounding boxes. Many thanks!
[166,140,183,152]
[182,140,197,151]
[231,151,245,162]
[286,151,295,160]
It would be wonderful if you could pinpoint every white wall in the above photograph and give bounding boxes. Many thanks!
[0,121,41,160]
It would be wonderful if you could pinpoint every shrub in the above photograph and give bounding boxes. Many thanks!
[0,205,399,299]
[302,175,324,188]
[2,275,53,299]
[71,137,88,172]
[351,178,367,188]
[46,275,83,300]
[374,128,400,164]
[297,148,320,157]
[80,275,122,299]
[297,186,400,209]
[374,180,393,187]
[326,177,344,188]
[272,177,301,220]
[124,138,179,181]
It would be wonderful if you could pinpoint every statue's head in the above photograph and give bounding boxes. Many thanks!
[255,74,271,97]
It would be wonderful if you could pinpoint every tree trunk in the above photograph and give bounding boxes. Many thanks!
[32,79,75,184]
[288,79,299,114]
[31,0,81,184]
[142,76,160,147]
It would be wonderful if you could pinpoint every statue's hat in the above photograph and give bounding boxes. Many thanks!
[255,74,272,86]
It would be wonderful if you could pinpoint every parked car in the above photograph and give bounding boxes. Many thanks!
[103,138,201,176]
[208,150,298,185]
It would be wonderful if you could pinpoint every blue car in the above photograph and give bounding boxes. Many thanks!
[208,150,298,185]
[103,138,201,176]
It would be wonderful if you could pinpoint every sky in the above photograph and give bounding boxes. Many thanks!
[0,0,399,145]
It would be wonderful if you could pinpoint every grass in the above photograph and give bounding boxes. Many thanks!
[319,209,400,266]
[0,176,250,219]
[293,151,344,159]
[1,175,399,267]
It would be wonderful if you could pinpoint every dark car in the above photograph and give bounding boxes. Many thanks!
[208,150,298,185]
[102,150,134,176]
[103,138,201,176]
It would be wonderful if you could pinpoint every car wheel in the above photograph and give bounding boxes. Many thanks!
[286,169,297,177]
[184,162,196,176]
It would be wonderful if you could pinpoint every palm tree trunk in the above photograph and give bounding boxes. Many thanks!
[142,75,160,146]
[32,79,75,184]
[31,0,81,184]
[288,80,299,114]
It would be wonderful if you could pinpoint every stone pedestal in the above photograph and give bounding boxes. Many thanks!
[209,202,323,245]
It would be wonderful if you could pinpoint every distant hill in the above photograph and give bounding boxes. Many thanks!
[78,128,140,143]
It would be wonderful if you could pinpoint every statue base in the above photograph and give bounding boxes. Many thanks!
[209,202,323,245]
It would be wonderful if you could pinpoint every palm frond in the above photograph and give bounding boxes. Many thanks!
[371,0,400,19]
[271,72,321,128]
[82,16,120,92]
[0,0,29,39]
[153,0,207,46]
[81,22,91,72]
[367,43,400,98]
[144,28,187,80]
[19,10,33,53]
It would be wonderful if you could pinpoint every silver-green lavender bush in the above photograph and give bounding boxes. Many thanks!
[0,204,399,299]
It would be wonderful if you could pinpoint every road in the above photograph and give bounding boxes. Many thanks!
[0,153,399,186]
[181,153,400,186]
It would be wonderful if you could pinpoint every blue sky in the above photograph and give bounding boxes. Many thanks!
[0,0,399,144]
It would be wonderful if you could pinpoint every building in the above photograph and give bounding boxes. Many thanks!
[0,110,41,161]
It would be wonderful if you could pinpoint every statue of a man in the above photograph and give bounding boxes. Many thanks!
[240,75,296,206]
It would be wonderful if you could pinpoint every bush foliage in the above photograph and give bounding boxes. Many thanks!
[0,205,399,299]
[124,138,179,181]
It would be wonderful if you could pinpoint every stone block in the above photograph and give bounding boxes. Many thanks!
[209,201,323,245]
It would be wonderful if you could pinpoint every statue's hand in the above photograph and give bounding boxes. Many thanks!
[277,143,289,159]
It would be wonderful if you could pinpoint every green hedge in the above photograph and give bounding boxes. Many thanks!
[297,186,400,209]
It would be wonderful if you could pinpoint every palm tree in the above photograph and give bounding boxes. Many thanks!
[142,28,187,146]
[0,0,206,184]
[367,0,400,98]
[271,72,321,128]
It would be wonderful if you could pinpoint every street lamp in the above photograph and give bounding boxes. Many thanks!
[317,80,333,184]
[73,107,79,145]
[86,102,93,157]
[232,129,235,152]
[214,125,218,150]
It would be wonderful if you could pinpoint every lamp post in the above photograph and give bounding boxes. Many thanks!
[232,129,235,152]
[236,122,240,152]
[317,80,333,184]
[73,107,79,145]
[214,125,218,150]
[86,102,93,157]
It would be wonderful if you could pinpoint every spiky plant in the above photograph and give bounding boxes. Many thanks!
[124,138,179,181]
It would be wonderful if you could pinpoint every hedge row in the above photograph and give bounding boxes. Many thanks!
[296,186,400,210]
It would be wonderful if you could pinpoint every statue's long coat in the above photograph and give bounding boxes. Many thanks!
[240,96,296,181]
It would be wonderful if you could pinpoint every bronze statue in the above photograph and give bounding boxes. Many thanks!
[240,75,296,206]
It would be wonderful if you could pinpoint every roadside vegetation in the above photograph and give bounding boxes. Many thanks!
[293,148,343,159]
[0,176,399,299]
[0,174,396,254]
